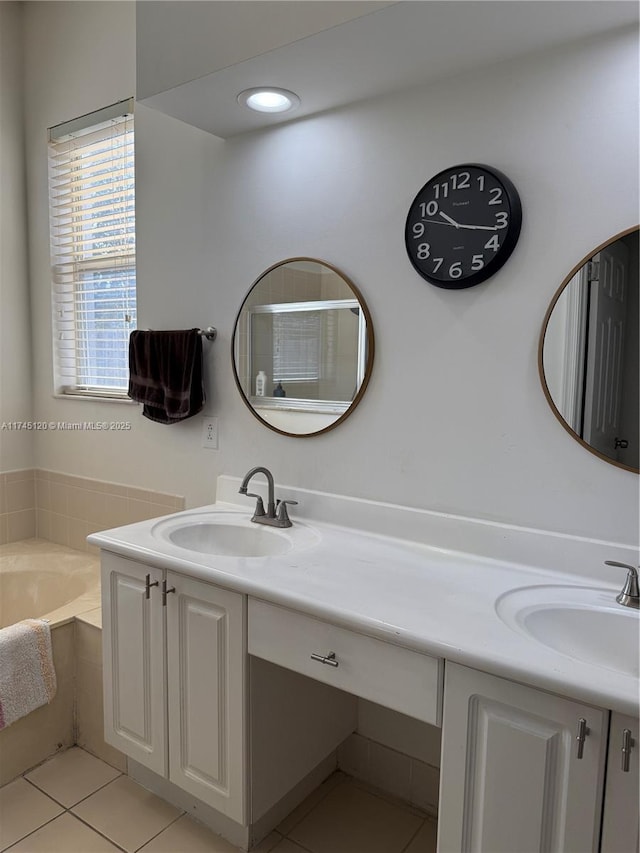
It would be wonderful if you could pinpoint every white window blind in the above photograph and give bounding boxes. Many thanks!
[272,311,323,382]
[48,99,136,397]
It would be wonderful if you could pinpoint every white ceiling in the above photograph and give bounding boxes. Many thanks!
[140,1,639,138]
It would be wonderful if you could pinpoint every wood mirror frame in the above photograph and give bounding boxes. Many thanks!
[232,258,375,438]
[538,226,639,473]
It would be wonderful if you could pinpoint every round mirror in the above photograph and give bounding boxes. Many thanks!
[232,258,375,437]
[539,226,639,473]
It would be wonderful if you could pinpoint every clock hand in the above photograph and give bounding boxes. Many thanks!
[456,223,499,231]
[439,211,460,228]
[418,218,499,231]
[420,218,457,227]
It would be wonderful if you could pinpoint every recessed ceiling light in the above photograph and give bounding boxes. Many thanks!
[237,87,301,114]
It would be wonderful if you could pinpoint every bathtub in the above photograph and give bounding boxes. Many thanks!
[0,538,101,784]
[0,538,100,628]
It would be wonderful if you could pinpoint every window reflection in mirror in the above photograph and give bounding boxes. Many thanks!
[232,259,374,437]
[540,227,639,472]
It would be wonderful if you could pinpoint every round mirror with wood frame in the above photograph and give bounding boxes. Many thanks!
[232,258,375,437]
[538,226,639,473]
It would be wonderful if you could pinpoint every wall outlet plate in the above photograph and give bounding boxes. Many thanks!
[201,416,218,449]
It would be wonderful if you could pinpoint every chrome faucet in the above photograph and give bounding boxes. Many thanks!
[239,466,297,528]
[605,561,640,609]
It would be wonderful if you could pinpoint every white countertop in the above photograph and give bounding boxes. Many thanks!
[88,502,639,717]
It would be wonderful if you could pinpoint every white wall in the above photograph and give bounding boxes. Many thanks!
[0,2,33,471]
[24,5,639,547]
[24,1,137,481]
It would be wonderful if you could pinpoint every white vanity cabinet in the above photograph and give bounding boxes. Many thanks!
[600,712,639,853]
[101,552,246,823]
[438,663,608,853]
[249,598,443,726]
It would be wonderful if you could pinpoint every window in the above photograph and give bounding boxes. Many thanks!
[48,99,136,397]
[272,310,323,383]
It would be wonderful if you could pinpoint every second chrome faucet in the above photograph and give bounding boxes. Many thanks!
[239,466,297,528]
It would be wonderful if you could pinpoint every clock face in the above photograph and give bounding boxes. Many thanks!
[404,164,522,289]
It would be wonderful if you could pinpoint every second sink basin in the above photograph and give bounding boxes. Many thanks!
[152,510,320,557]
[496,585,640,678]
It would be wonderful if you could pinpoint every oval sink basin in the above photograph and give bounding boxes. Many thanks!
[152,511,319,557]
[496,585,639,678]
[169,522,290,557]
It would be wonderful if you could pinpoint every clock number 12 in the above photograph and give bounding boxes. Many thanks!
[433,171,471,198]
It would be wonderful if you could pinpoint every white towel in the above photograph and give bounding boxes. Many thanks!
[0,619,57,729]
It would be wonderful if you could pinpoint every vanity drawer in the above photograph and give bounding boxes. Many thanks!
[248,599,443,726]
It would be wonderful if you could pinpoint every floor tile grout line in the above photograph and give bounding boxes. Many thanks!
[283,775,433,853]
[16,775,64,806]
[282,837,316,853]
[6,760,435,853]
[15,768,137,853]
[130,810,187,853]
[347,775,431,820]
[0,811,67,853]
[9,756,186,853]
[398,816,427,853]
[23,767,124,811]
[280,773,349,837]
[63,809,130,852]
[13,773,129,853]
[264,828,286,852]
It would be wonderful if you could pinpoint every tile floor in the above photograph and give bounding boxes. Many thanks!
[0,748,437,853]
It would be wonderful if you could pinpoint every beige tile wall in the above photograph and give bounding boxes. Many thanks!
[0,623,75,786]
[75,619,126,772]
[0,470,36,545]
[0,469,182,779]
[337,733,440,816]
[1,468,184,549]
[34,470,184,553]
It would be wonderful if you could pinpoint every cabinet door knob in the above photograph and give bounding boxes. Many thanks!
[145,574,159,600]
[621,728,634,772]
[162,579,176,606]
[576,717,589,759]
[310,651,339,668]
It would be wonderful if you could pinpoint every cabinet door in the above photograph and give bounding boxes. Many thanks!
[601,712,639,853]
[101,553,166,775]
[438,663,607,853]
[165,572,246,823]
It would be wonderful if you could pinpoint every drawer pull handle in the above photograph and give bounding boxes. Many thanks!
[310,651,339,668]
[621,728,634,772]
[576,717,589,759]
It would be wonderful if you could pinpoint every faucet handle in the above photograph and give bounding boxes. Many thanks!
[244,492,265,518]
[605,561,640,608]
[605,561,638,574]
[276,500,297,527]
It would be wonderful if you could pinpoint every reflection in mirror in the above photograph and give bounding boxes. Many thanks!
[232,259,374,436]
[539,227,639,473]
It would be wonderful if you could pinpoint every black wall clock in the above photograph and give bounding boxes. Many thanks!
[404,163,522,289]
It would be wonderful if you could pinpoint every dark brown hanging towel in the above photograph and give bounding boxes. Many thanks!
[128,329,205,424]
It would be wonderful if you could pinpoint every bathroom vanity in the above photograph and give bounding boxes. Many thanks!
[90,477,639,852]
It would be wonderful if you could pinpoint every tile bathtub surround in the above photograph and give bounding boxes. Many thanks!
[1,469,184,548]
[0,747,437,853]
[0,622,76,786]
[0,470,36,545]
[75,619,127,772]
[33,470,185,553]
[0,598,126,788]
